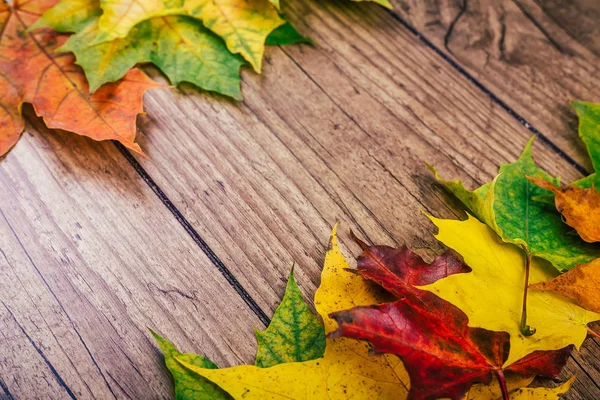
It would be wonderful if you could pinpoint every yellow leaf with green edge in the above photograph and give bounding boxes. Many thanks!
[150,330,232,400]
[94,0,283,71]
[269,0,279,11]
[508,376,576,400]
[254,267,326,367]
[36,0,246,97]
[177,224,411,399]
[419,215,600,366]
[431,137,600,271]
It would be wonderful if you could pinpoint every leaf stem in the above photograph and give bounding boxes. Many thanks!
[494,369,509,400]
[519,252,536,336]
[587,326,600,339]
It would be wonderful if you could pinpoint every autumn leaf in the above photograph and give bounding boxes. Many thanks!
[0,0,160,156]
[151,331,232,400]
[530,258,600,314]
[90,0,284,72]
[527,176,600,243]
[175,226,559,399]
[420,215,600,366]
[431,137,600,271]
[330,237,573,400]
[176,225,412,399]
[254,267,326,367]
[29,0,100,32]
[36,0,246,97]
[331,302,572,400]
[509,375,576,400]
[152,268,326,398]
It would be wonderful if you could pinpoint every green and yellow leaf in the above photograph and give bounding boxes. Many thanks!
[94,0,284,71]
[254,267,325,367]
[176,225,411,399]
[432,137,600,271]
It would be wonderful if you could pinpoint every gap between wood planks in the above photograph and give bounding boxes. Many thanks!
[105,6,593,326]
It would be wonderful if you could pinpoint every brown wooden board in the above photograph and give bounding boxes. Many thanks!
[1,0,598,398]
[391,0,600,172]
[0,110,263,399]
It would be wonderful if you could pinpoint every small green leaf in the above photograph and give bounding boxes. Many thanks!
[266,22,312,46]
[150,330,232,400]
[254,267,326,367]
[571,101,600,188]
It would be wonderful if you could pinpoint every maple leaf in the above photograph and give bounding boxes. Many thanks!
[330,238,573,400]
[254,267,326,367]
[527,176,600,243]
[431,137,600,271]
[89,0,284,72]
[530,258,600,314]
[0,0,160,156]
[176,225,412,399]
[419,215,600,366]
[509,375,576,400]
[36,0,246,98]
[175,226,563,399]
[151,331,232,400]
[152,268,325,398]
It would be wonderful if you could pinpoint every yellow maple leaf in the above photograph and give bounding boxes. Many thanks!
[178,224,410,399]
[94,0,283,71]
[420,215,600,366]
[508,375,576,400]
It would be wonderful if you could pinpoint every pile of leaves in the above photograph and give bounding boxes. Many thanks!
[0,0,389,156]
[151,102,600,399]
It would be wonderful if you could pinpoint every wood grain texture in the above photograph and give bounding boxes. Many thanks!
[129,0,593,397]
[1,0,599,398]
[0,109,263,399]
[391,0,600,171]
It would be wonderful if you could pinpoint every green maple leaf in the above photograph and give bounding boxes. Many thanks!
[431,137,600,271]
[36,0,246,98]
[152,268,325,398]
[151,331,232,400]
[254,267,326,367]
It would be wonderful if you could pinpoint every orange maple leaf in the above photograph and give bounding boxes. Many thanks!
[0,0,161,156]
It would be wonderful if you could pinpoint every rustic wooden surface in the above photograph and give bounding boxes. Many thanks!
[1,0,598,398]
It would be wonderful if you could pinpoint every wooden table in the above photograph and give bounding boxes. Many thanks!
[1,0,598,398]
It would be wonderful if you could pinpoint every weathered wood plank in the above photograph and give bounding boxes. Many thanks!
[0,110,263,399]
[391,0,600,171]
[121,0,595,397]
[4,0,598,398]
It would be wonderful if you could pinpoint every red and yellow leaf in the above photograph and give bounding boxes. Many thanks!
[330,241,574,400]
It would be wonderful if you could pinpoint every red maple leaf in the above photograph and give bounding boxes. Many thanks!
[330,241,573,400]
